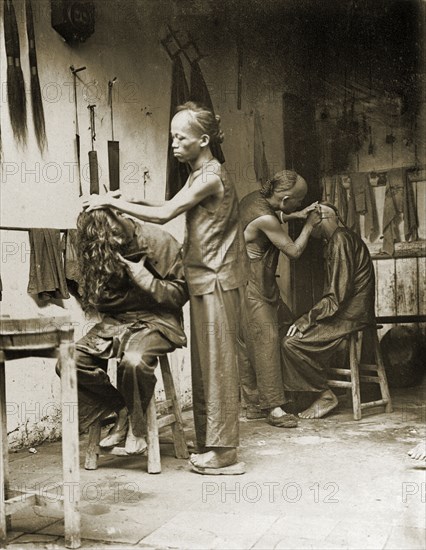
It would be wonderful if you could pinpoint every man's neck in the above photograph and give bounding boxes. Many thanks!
[322,223,340,241]
[189,149,215,172]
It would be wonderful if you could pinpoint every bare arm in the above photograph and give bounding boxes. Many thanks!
[83,174,222,224]
[258,210,320,260]
[279,202,318,223]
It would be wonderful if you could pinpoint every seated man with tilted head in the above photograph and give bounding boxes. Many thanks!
[282,203,376,419]
[67,209,188,454]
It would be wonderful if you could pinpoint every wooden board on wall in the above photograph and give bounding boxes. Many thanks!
[395,257,418,316]
[375,259,396,317]
[374,256,424,318]
[418,257,426,315]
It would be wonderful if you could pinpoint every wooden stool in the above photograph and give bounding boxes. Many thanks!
[327,324,393,420]
[85,355,189,473]
[0,316,80,549]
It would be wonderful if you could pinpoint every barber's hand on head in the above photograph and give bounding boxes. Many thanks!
[306,207,321,228]
[297,201,318,219]
[287,324,303,338]
[82,190,121,212]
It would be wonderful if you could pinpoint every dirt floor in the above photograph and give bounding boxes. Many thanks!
[5,381,426,550]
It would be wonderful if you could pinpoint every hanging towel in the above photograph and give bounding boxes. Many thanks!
[254,109,269,184]
[350,172,380,243]
[189,60,225,164]
[333,176,348,225]
[382,168,405,255]
[364,179,380,243]
[27,229,69,300]
[165,56,190,200]
[62,229,82,297]
[0,275,2,301]
[403,176,419,242]
[346,178,360,234]
[350,172,368,214]
[321,176,332,203]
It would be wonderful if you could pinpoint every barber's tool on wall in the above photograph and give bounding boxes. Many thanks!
[70,65,86,196]
[107,77,120,191]
[26,0,47,153]
[4,0,27,144]
[87,104,99,194]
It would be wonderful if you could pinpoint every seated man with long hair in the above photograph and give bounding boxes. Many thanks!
[71,209,188,454]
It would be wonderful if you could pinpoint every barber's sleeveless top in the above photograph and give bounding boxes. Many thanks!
[240,190,280,304]
[182,158,248,296]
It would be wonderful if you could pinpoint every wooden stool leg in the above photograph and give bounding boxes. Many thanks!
[349,334,362,421]
[146,396,161,474]
[0,354,9,548]
[160,356,189,460]
[84,421,101,470]
[371,328,393,413]
[59,334,81,549]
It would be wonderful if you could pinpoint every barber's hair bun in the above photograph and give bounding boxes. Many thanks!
[215,115,225,144]
[176,101,225,144]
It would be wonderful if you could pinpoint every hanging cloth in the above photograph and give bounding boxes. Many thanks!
[25,0,47,153]
[350,172,379,242]
[335,176,348,225]
[382,168,405,255]
[346,178,360,235]
[189,60,225,164]
[63,229,81,292]
[27,229,70,300]
[403,176,419,242]
[364,179,380,243]
[3,0,27,144]
[253,109,269,184]
[165,56,190,199]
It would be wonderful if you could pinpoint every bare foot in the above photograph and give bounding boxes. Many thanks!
[408,442,426,461]
[99,407,128,447]
[299,390,338,419]
[190,448,237,469]
[125,420,147,455]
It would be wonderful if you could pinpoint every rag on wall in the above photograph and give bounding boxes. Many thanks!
[62,229,82,296]
[382,168,405,255]
[321,175,348,224]
[189,60,225,164]
[403,175,418,243]
[27,229,70,300]
[165,56,190,200]
[346,178,360,235]
[254,110,269,184]
[350,172,380,243]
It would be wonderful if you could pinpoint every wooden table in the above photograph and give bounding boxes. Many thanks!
[0,317,80,549]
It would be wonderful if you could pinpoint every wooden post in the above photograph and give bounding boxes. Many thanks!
[59,328,81,549]
[0,352,8,548]
[159,356,188,459]
[371,328,393,413]
[349,333,362,420]
[146,397,161,474]
[84,421,101,470]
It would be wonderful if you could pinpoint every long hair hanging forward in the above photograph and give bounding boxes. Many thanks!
[3,0,27,144]
[25,0,47,152]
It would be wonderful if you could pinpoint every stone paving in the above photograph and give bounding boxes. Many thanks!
[5,383,426,549]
